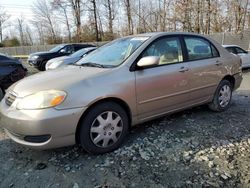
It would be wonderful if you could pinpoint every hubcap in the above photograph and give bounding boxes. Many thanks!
[90,111,123,148]
[219,85,231,108]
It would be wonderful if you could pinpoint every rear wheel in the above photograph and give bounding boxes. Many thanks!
[79,102,129,154]
[209,80,233,112]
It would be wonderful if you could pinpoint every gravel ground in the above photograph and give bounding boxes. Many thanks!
[0,64,250,188]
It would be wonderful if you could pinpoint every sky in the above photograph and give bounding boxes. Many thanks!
[0,0,34,21]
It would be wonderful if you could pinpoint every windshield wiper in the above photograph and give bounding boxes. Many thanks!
[77,62,104,68]
[74,62,114,68]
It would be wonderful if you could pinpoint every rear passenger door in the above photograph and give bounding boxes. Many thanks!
[183,36,222,103]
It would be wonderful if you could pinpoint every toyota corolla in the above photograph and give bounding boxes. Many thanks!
[0,32,242,154]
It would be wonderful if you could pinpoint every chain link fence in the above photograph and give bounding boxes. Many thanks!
[210,30,250,51]
[0,31,249,56]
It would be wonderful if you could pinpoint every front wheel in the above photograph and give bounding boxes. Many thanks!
[209,80,233,112]
[79,102,129,154]
[0,88,3,101]
[38,61,47,71]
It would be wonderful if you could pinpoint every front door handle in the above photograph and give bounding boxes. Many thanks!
[215,60,222,66]
[179,66,189,72]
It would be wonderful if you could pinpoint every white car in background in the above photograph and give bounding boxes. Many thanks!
[46,47,97,70]
[223,45,250,69]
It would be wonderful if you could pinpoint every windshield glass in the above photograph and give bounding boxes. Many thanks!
[49,45,65,52]
[70,48,94,58]
[76,37,149,67]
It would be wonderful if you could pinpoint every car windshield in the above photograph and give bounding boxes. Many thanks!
[49,45,65,52]
[70,48,94,58]
[76,37,149,67]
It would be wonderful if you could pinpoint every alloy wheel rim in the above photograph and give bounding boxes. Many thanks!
[90,111,123,148]
[219,85,231,108]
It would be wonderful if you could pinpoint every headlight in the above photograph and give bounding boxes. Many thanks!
[47,61,63,70]
[30,55,39,60]
[17,90,66,110]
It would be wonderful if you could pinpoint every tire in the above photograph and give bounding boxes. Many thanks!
[38,61,47,71]
[0,88,3,101]
[209,80,233,112]
[79,102,129,154]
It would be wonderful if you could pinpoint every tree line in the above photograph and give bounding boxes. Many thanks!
[0,0,249,46]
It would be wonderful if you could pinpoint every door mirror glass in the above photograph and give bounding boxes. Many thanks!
[137,56,160,67]
[60,48,67,54]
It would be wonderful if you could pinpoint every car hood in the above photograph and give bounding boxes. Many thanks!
[47,56,67,63]
[63,56,81,64]
[10,66,110,97]
[30,51,55,57]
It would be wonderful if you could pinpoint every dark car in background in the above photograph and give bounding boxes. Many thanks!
[28,43,95,71]
[46,47,97,70]
[0,53,27,100]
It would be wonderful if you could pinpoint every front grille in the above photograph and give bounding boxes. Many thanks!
[5,91,17,106]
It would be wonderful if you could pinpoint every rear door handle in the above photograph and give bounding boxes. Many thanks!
[215,60,222,66]
[179,66,189,72]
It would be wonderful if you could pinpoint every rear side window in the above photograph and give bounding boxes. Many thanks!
[184,37,219,61]
[235,47,247,54]
[226,47,235,54]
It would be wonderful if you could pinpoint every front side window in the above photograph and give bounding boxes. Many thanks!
[49,45,65,52]
[76,37,149,67]
[184,37,218,61]
[61,45,74,53]
[141,37,183,65]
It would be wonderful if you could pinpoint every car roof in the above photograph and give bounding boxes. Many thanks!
[56,43,95,47]
[130,31,210,38]
[222,45,241,48]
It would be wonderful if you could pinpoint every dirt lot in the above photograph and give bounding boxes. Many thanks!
[0,65,250,188]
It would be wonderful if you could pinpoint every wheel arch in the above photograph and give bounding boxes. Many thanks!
[75,97,132,144]
[222,75,235,89]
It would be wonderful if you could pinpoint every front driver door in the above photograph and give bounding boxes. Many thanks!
[135,36,190,121]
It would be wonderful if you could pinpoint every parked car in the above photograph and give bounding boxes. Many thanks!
[0,32,242,154]
[0,53,27,100]
[28,43,95,71]
[223,45,250,68]
[46,47,97,70]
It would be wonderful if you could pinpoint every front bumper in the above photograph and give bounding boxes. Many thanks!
[0,98,86,149]
[28,59,40,67]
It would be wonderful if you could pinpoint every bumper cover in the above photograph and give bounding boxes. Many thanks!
[0,100,86,149]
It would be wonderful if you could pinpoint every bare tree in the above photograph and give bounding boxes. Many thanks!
[52,0,72,42]
[25,26,34,45]
[103,0,115,39]
[0,6,10,42]
[90,0,100,41]
[16,17,25,45]
[124,0,133,35]
[69,0,82,42]
[32,0,58,43]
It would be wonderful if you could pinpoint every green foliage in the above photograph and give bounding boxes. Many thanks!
[45,36,63,44]
[2,37,20,47]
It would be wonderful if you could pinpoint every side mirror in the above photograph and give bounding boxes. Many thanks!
[137,56,160,68]
[60,49,67,54]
